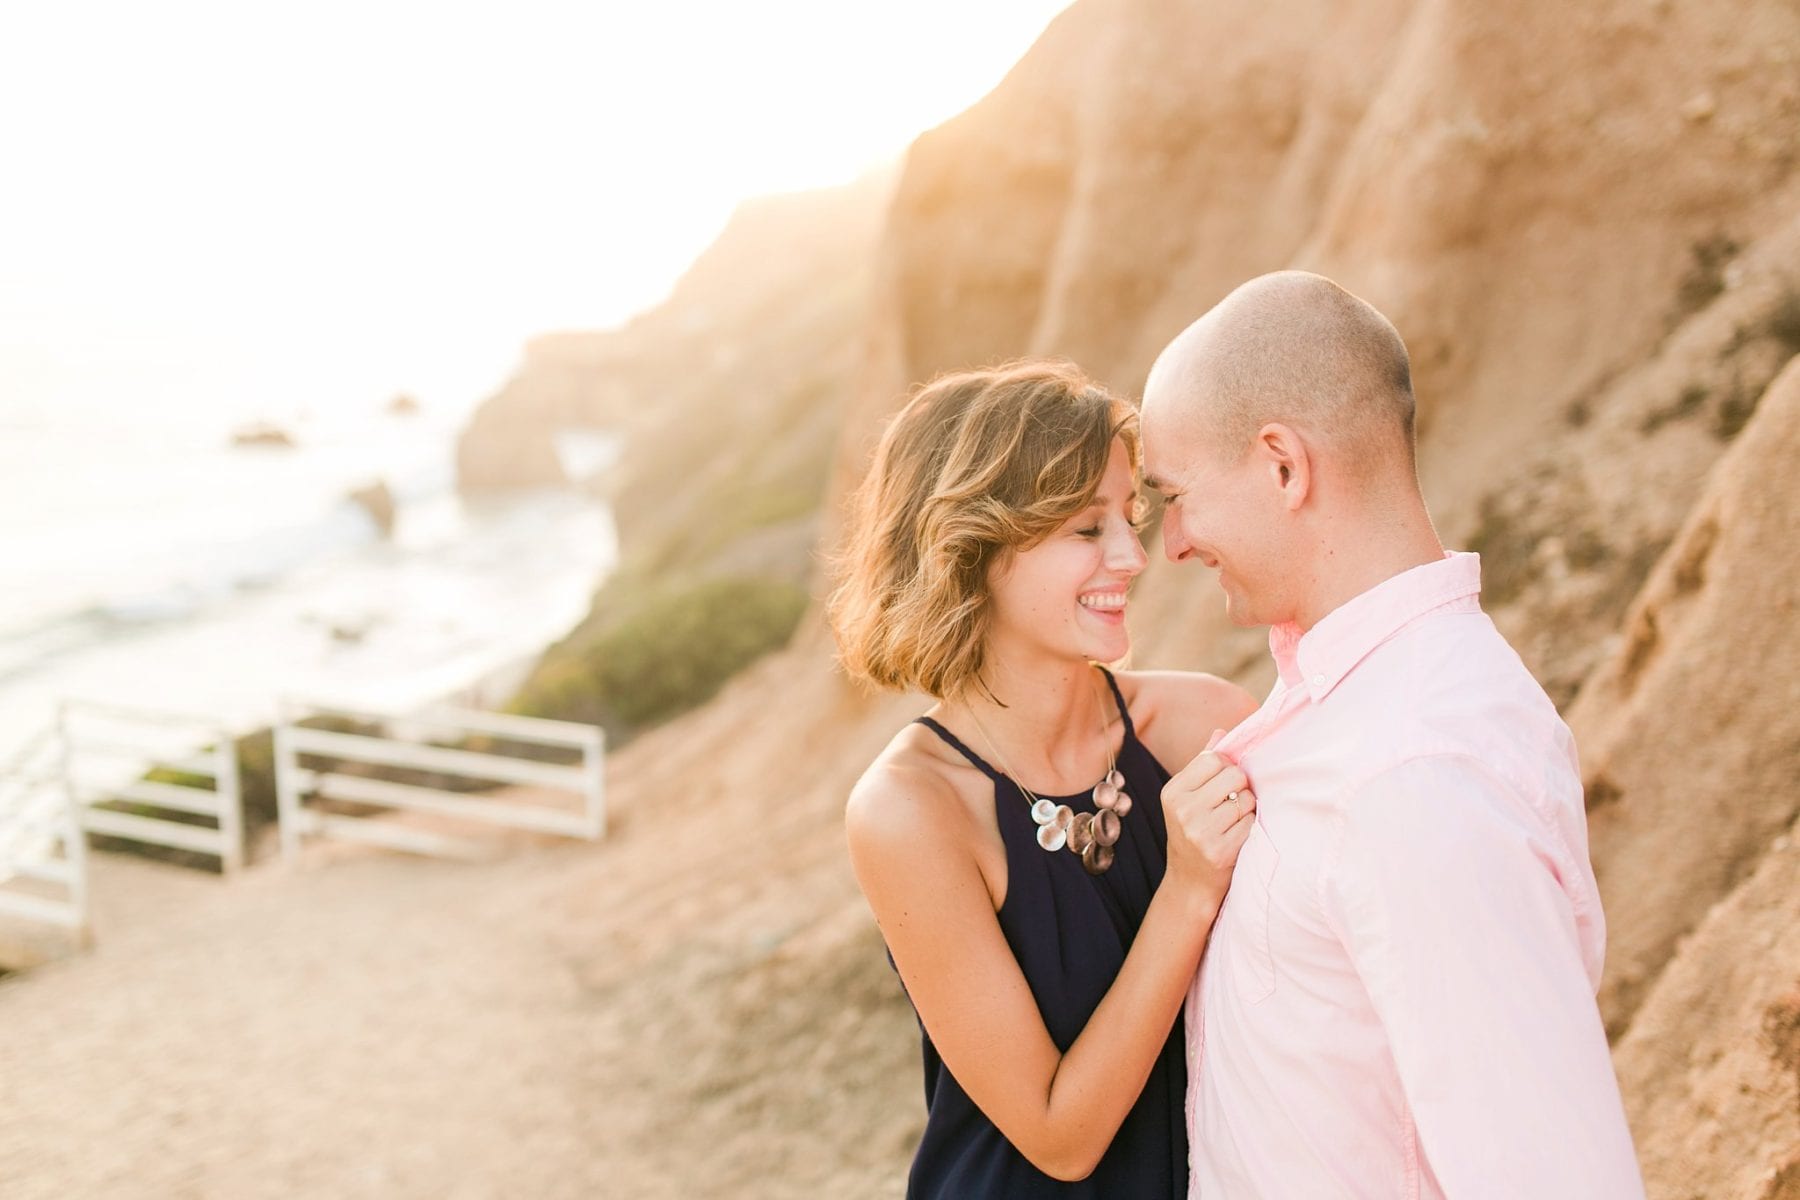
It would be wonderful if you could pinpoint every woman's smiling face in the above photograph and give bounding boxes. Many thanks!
[984,438,1147,669]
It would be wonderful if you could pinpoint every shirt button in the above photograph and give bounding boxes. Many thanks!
[1310,673,1326,688]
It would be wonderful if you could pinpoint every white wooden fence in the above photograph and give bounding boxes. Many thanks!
[2,697,605,952]
[273,698,604,862]
[0,702,244,943]
[60,701,245,873]
[0,722,88,935]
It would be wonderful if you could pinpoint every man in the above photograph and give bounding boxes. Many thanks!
[1142,271,1645,1197]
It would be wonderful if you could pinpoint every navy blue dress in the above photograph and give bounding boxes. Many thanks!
[896,667,1187,1198]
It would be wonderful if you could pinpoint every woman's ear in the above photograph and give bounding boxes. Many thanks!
[1254,422,1311,511]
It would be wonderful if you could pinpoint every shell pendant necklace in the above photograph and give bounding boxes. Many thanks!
[965,668,1134,876]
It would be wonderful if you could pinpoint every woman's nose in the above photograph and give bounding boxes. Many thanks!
[1109,523,1149,575]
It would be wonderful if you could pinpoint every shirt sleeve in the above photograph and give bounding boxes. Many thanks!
[1320,754,1645,1199]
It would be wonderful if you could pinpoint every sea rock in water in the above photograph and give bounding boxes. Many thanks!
[229,422,295,449]
[348,480,396,538]
[328,618,372,644]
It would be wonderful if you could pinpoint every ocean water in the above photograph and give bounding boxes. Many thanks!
[0,403,617,769]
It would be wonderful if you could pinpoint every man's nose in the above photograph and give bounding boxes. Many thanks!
[1161,515,1190,563]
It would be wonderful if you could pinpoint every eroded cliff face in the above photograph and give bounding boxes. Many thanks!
[465,1,1800,1191]
[1599,357,1800,1199]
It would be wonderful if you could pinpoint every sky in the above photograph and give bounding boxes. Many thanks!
[0,0,1074,428]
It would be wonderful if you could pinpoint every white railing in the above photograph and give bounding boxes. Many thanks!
[273,698,604,862]
[0,720,88,935]
[2,700,243,943]
[59,700,245,874]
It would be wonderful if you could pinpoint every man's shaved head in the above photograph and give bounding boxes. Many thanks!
[1141,271,1441,630]
[1145,271,1416,478]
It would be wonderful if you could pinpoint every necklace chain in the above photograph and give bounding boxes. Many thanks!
[963,669,1114,804]
[961,665,1133,875]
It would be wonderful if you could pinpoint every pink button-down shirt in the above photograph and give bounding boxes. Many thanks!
[1186,552,1644,1198]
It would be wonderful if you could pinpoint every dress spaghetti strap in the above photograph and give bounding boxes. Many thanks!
[1097,665,1137,739]
[912,716,1004,781]
[916,666,1138,780]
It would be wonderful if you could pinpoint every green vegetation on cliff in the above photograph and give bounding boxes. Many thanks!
[507,574,808,734]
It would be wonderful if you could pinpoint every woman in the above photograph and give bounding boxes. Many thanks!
[831,361,1260,1197]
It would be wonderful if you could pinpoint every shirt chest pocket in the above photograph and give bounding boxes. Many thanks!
[1223,821,1280,1003]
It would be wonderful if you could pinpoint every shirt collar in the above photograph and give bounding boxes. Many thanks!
[1269,552,1484,699]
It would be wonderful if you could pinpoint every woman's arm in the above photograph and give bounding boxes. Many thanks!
[846,754,1251,1181]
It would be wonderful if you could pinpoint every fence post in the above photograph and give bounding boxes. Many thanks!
[273,701,302,864]
[55,702,92,945]
[583,727,606,839]
[215,726,244,874]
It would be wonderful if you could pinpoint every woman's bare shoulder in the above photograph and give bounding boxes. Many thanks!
[1114,669,1259,766]
[845,723,999,914]
[845,723,971,848]
[1116,668,1258,722]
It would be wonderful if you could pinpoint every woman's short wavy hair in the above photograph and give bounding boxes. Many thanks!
[829,360,1140,699]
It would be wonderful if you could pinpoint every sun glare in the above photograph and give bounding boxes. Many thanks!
[0,0,1074,424]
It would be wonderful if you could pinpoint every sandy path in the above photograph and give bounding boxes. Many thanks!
[0,845,622,1198]
[0,764,922,1199]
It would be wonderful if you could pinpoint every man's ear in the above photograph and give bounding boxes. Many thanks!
[1253,422,1310,511]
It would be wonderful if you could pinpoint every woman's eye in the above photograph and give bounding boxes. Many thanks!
[1075,526,1102,539]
